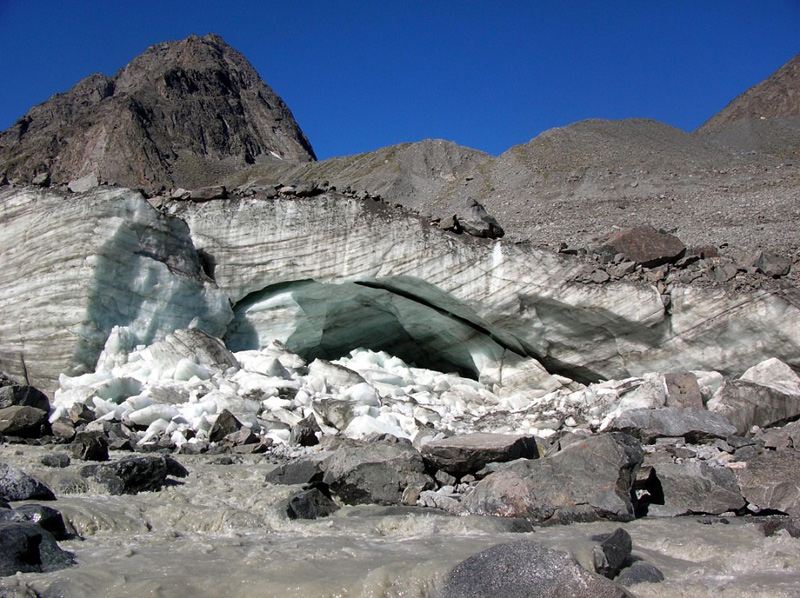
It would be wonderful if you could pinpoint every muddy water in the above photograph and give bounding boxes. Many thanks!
[3,445,800,598]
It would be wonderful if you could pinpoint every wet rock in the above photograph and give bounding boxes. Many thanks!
[70,430,109,461]
[592,528,633,579]
[80,455,173,495]
[707,380,800,435]
[605,407,736,443]
[647,462,745,516]
[596,225,685,268]
[616,560,665,586]
[0,521,74,576]
[441,539,632,598]
[264,454,330,485]
[0,384,50,411]
[322,438,433,506]
[41,453,71,468]
[421,433,539,476]
[0,504,69,540]
[0,462,55,501]
[735,451,800,515]
[462,433,643,523]
[285,487,339,519]
[0,405,49,437]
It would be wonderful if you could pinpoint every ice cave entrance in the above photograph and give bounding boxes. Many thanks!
[223,277,529,381]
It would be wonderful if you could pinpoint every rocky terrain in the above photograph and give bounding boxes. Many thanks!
[1,33,800,597]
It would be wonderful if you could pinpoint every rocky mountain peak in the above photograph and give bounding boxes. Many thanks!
[0,33,315,192]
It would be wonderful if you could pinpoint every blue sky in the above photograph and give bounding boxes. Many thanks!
[0,1,798,160]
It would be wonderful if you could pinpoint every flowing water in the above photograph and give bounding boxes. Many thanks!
[3,444,800,598]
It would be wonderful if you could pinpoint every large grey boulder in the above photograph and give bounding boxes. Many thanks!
[0,384,50,411]
[80,455,184,495]
[0,462,55,502]
[648,462,745,516]
[441,539,632,598]
[462,433,643,523]
[595,225,685,268]
[707,379,800,435]
[457,199,505,239]
[606,407,736,443]
[735,451,800,516]
[0,405,49,437]
[0,521,74,576]
[322,437,433,505]
[420,433,539,475]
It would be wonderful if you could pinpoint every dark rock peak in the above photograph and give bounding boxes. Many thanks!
[0,33,315,192]
[698,53,800,130]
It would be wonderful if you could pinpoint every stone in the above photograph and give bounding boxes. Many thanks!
[67,173,99,193]
[264,454,330,486]
[753,251,792,278]
[80,455,173,495]
[664,372,703,408]
[41,453,71,468]
[598,225,685,268]
[0,504,69,540]
[647,462,745,516]
[462,433,643,523]
[209,409,244,443]
[285,487,339,519]
[734,451,800,515]
[441,539,632,598]
[0,384,50,411]
[616,560,665,586]
[0,521,74,576]
[322,438,434,506]
[289,413,321,446]
[0,462,55,501]
[457,199,505,239]
[189,185,228,201]
[421,433,539,476]
[31,172,50,187]
[707,380,800,435]
[740,357,800,396]
[0,405,49,437]
[70,430,109,461]
[50,419,76,441]
[592,528,633,579]
[606,407,736,443]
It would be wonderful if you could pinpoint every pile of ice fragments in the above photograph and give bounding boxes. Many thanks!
[50,326,732,450]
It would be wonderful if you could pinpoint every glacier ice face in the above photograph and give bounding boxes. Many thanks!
[0,186,233,391]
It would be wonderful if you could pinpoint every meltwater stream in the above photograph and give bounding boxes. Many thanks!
[3,445,800,598]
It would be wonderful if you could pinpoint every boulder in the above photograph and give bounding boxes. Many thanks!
[616,560,665,586]
[758,420,800,450]
[0,462,55,501]
[322,437,433,505]
[0,521,74,576]
[289,413,321,446]
[188,185,227,200]
[592,528,633,579]
[209,409,244,443]
[80,455,173,495]
[597,226,686,268]
[735,451,800,516]
[70,430,109,461]
[462,433,643,523]
[707,380,800,435]
[264,454,329,486]
[0,384,50,411]
[664,372,703,408]
[647,462,745,516]
[67,173,100,193]
[285,487,339,520]
[441,539,632,598]
[41,453,71,468]
[0,504,69,539]
[457,199,505,239]
[605,407,736,443]
[752,251,792,278]
[740,357,800,396]
[420,433,539,476]
[0,405,49,437]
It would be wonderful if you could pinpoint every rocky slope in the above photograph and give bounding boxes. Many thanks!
[0,34,315,192]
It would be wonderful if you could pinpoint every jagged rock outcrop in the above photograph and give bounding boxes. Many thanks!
[0,34,315,192]
[0,186,231,392]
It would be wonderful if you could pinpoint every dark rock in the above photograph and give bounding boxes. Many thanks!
[0,521,74,576]
[760,515,800,538]
[70,430,109,461]
[69,402,96,425]
[708,380,800,436]
[0,504,69,540]
[0,405,49,437]
[163,455,189,478]
[289,414,321,446]
[734,451,800,515]
[177,440,209,454]
[322,438,434,506]
[439,215,460,233]
[0,462,55,501]
[189,185,227,200]
[457,199,505,239]
[0,385,50,411]
[647,462,745,516]
[293,180,322,197]
[616,560,665,586]
[80,455,172,495]
[606,407,736,443]
[41,453,71,468]
[592,528,633,579]
[664,373,704,409]
[209,409,243,443]
[285,487,339,520]
[421,433,539,476]
[231,439,272,454]
[597,226,686,268]
[753,251,792,278]
[462,433,643,523]
[441,539,632,598]
[264,454,329,486]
